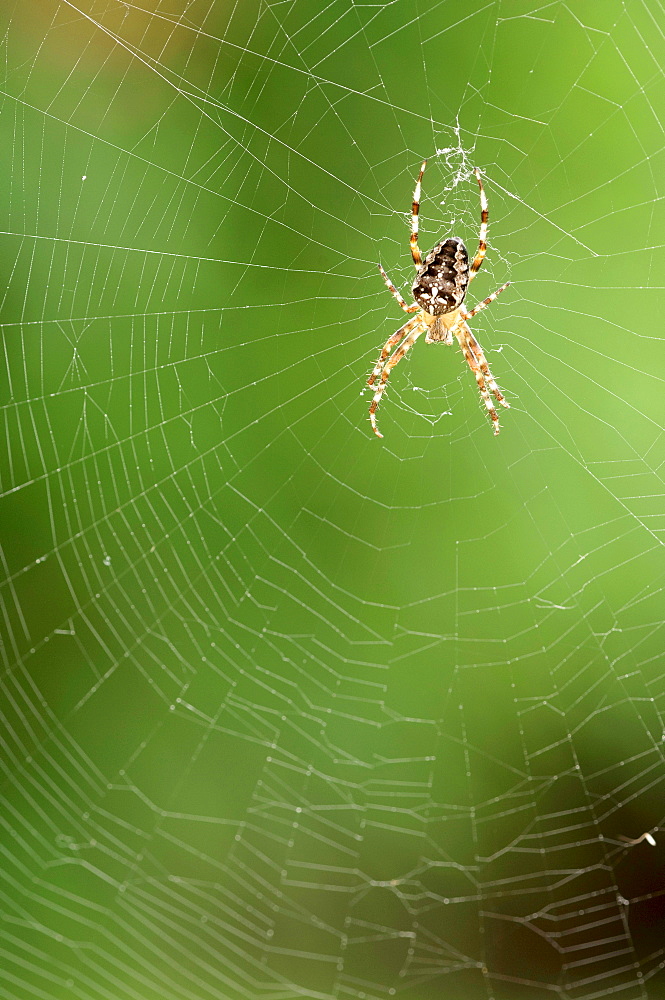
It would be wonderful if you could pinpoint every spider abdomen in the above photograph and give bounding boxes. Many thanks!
[412,237,469,315]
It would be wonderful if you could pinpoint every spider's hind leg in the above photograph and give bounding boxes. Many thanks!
[468,167,489,282]
[410,160,427,268]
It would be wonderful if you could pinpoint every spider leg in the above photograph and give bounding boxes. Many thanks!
[456,332,500,435]
[462,322,509,410]
[369,321,426,438]
[454,322,507,435]
[368,314,422,387]
[410,160,427,269]
[377,264,420,314]
[468,167,488,283]
[464,281,510,320]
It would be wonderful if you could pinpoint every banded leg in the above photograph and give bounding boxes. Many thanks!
[369,323,426,438]
[468,167,488,283]
[410,160,427,268]
[455,329,501,434]
[464,281,510,320]
[367,314,422,387]
[461,321,509,411]
[377,264,420,314]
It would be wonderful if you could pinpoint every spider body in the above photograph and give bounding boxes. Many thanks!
[367,161,510,437]
[412,237,469,316]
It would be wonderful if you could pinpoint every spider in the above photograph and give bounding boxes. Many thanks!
[367,160,510,437]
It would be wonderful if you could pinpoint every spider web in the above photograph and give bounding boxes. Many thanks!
[1,1,665,999]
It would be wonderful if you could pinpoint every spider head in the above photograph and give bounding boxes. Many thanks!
[412,237,469,316]
[423,313,454,345]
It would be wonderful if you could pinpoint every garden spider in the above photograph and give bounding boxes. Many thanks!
[367,160,510,437]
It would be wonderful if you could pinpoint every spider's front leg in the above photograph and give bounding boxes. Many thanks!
[455,321,509,434]
[368,314,421,387]
[456,334,501,434]
[369,321,426,438]
[463,323,509,411]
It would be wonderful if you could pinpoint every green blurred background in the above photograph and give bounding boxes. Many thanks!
[2,2,665,998]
